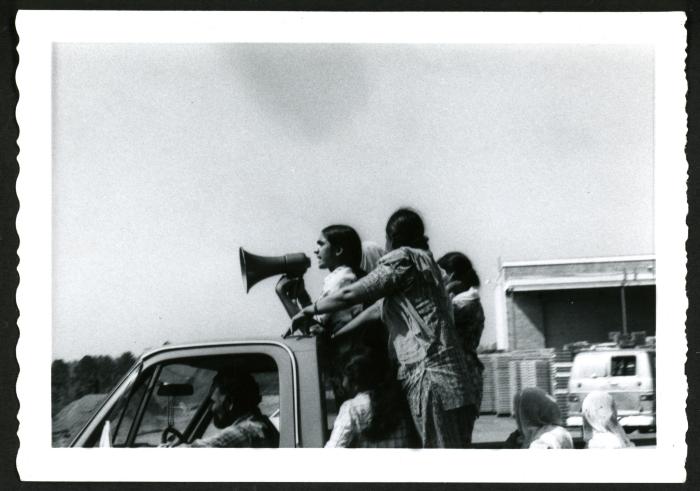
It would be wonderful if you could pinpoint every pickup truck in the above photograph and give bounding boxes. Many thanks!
[70,336,336,448]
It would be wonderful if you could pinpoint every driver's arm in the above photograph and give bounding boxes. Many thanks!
[183,425,249,448]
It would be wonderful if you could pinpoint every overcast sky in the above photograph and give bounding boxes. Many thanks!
[52,43,654,360]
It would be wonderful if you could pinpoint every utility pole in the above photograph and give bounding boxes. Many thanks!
[620,270,628,336]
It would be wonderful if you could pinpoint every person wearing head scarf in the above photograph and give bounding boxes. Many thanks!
[582,391,635,449]
[360,241,386,273]
[513,388,573,449]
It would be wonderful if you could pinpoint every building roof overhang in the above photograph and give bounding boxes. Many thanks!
[500,255,655,292]
[505,272,656,292]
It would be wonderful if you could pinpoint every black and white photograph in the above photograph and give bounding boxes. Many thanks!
[15,11,687,482]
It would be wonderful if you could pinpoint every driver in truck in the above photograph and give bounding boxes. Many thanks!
[169,369,279,448]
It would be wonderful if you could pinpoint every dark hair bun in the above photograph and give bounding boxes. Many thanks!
[385,208,429,250]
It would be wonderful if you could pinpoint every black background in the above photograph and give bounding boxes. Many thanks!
[0,1,696,489]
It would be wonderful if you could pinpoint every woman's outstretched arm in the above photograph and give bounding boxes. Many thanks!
[291,281,366,330]
[291,253,403,332]
[291,275,391,331]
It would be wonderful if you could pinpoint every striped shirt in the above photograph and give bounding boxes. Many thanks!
[187,410,279,448]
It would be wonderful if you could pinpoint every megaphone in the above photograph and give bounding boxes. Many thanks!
[239,247,311,292]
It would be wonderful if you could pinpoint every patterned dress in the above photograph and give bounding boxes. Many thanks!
[451,288,485,412]
[354,247,472,448]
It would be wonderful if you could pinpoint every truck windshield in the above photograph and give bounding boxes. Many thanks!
[611,355,637,376]
[571,354,609,378]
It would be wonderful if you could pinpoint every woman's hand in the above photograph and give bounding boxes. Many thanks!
[289,283,366,335]
[309,324,326,336]
[291,306,314,333]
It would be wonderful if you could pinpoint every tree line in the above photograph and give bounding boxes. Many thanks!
[52,352,136,416]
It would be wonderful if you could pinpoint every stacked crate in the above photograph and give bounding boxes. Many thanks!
[479,349,556,416]
[480,355,496,413]
[520,359,551,393]
[494,354,513,415]
[508,360,522,411]
[552,349,574,420]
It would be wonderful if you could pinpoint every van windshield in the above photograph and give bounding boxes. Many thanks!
[571,354,609,378]
[611,355,637,376]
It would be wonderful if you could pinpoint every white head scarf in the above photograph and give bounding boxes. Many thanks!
[360,241,385,273]
[582,391,635,448]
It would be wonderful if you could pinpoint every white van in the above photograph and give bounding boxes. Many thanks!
[566,347,655,432]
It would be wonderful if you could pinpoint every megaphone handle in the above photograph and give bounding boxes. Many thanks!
[275,275,310,319]
[296,284,312,307]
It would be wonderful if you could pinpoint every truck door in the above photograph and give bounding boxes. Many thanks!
[73,342,298,448]
[607,354,641,416]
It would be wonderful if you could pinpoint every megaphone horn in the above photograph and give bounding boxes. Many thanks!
[239,247,311,293]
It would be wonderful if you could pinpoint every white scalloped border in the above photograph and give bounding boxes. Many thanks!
[15,10,688,483]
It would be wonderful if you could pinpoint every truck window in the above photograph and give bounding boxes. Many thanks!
[85,366,150,448]
[133,363,218,447]
[611,356,637,376]
[197,368,280,443]
[571,354,609,378]
[110,368,151,446]
[131,353,280,448]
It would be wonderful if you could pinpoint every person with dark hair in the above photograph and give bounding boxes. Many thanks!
[511,388,573,449]
[177,369,279,448]
[437,251,485,445]
[325,350,419,448]
[293,208,473,448]
[438,251,480,294]
[312,224,365,334]
[294,224,371,406]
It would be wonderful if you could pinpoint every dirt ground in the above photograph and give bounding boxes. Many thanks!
[471,414,657,448]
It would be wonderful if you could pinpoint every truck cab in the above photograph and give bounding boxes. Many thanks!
[70,336,337,448]
[566,346,656,432]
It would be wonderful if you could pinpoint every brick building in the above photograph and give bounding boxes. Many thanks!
[494,255,655,350]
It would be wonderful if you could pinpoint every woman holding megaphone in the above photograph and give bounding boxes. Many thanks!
[292,208,473,448]
[286,224,370,405]
[310,225,365,334]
